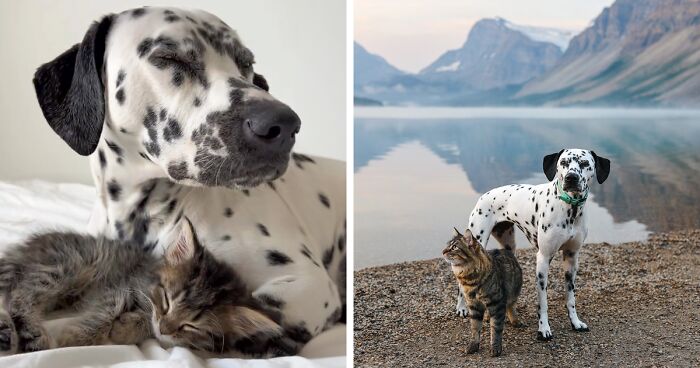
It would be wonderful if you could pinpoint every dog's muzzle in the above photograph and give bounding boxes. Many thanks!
[563,172,582,192]
[244,100,301,155]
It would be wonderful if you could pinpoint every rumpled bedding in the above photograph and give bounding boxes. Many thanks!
[0,180,346,367]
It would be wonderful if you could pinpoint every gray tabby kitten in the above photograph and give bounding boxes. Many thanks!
[442,228,524,357]
[0,218,299,357]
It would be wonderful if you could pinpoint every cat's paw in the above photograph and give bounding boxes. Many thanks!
[0,318,14,351]
[466,341,480,354]
[490,343,502,357]
[109,312,147,345]
[16,324,50,352]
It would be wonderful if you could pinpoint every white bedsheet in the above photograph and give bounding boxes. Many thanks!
[0,180,346,367]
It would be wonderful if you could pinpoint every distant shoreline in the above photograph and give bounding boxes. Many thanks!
[354,105,700,119]
[354,229,700,367]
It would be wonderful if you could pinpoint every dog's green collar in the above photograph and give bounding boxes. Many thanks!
[556,180,588,207]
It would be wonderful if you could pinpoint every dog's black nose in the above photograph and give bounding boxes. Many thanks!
[244,100,301,153]
[565,173,579,183]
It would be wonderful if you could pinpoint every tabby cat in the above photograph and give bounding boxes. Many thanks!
[442,228,523,357]
[0,218,299,357]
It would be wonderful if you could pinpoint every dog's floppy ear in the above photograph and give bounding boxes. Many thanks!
[590,151,611,184]
[253,73,269,92]
[33,15,113,156]
[542,149,564,181]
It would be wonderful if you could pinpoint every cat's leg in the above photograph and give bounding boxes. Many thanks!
[455,286,468,318]
[465,296,485,354]
[109,311,153,345]
[562,247,589,332]
[56,291,131,347]
[487,302,507,357]
[7,289,56,352]
[0,309,16,352]
[506,302,525,328]
[535,251,553,341]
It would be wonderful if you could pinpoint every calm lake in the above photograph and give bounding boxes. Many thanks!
[354,107,700,269]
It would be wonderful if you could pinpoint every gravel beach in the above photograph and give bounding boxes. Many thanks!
[354,230,700,367]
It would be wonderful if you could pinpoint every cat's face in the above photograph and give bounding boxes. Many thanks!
[147,219,283,351]
[442,228,483,268]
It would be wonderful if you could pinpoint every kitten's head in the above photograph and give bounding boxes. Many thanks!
[442,228,487,268]
[149,218,283,352]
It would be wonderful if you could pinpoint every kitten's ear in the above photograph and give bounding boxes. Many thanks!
[542,149,565,181]
[590,151,611,184]
[463,229,477,247]
[453,227,463,237]
[226,306,283,339]
[165,217,199,265]
[33,15,113,156]
[253,73,269,91]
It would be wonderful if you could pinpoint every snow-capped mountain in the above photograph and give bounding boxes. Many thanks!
[420,18,565,90]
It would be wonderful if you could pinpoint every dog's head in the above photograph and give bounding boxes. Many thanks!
[33,7,300,188]
[542,149,610,193]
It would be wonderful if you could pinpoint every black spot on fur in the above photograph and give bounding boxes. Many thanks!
[256,294,285,309]
[116,70,126,87]
[193,97,201,107]
[221,235,231,241]
[323,246,334,269]
[107,180,121,201]
[163,118,182,142]
[319,193,330,208]
[223,207,233,218]
[167,161,189,180]
[131,8,146,18]
[258,224,270,236]
[137,38,154,57]
[98,149,106,169]
[266,250,293,266]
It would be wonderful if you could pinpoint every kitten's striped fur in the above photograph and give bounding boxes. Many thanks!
[0,219,301,357]
[442,228,523,357]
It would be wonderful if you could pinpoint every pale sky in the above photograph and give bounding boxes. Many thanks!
[355,0,615,73]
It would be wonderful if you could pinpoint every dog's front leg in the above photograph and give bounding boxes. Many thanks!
[535,251,553,341]
[563,249,589,332]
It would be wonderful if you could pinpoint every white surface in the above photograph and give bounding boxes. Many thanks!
[500,17,576,51]
[0,180,346,367]
[0,0,346,184]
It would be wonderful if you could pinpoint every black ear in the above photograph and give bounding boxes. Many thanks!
[591,151,611,184]
[542,149,564,181]
[253,73,269,92]
[33,15,113,156]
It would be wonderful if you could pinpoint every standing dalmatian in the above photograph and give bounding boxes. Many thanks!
[32,7,345,345]
[455,149,610,340]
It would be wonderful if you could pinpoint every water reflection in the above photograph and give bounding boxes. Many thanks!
[354,108,700,268]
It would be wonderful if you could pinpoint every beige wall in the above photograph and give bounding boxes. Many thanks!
[0,0,346,184]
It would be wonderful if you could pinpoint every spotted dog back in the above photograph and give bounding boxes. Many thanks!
[442,228,523,357]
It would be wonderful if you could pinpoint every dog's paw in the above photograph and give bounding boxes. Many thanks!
[571,321,589,332]
[0,319,14,351]
[466,341,480,354]
[536,330,553,341]
[456,308,468,318]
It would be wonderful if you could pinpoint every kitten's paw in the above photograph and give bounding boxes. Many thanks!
[466,341,480,354]
[17,325,49,352]
[536,330,553,341]
[0,319,14,351]
[571,320,589,332]
[490,343,502,357]
[109,312,148,344]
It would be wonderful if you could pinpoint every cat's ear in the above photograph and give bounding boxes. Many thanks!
[463,229,477,247]
[253,73,269,91]
[165,217,199,265]
[453,227,463,237]
[226,306,283,339]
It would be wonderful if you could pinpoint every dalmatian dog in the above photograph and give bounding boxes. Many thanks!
[455,149,610,341]
[32,7,345,345]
